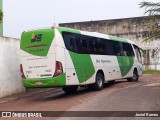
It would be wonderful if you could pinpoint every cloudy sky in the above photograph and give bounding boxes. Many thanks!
[3,0,159,38]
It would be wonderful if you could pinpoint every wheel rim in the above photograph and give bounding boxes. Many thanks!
[97,76,103,87]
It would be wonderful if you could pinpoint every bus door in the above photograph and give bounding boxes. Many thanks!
[133,45,143,76]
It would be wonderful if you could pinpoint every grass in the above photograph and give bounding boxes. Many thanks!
[143,70,160,74]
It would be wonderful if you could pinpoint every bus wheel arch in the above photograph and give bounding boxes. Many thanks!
[96,70,105,81]
[88,69,105,90]
[127,67,139,82]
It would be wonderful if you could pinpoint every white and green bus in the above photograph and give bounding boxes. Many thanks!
[20,27,143,93]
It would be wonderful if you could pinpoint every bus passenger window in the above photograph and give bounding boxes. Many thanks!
[133,45,142,63]
[89,37,97,54]
[113,42,122,56]
[97,38,105,55]
[79,37,90,54]
[122,43,134,56]
[105,40,115,55]
[69,37,78,52]
[62,32,78,53]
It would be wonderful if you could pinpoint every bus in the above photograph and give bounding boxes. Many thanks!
[20,27,143,93]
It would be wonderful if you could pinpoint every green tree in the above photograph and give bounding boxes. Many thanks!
[0,9,2,23]
[139,1,160,41]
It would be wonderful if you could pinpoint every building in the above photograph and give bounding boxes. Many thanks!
[59,16,160,70]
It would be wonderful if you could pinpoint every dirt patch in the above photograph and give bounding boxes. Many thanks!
[144,82,160,87]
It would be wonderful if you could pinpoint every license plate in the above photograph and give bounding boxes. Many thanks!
[35,81,42,85]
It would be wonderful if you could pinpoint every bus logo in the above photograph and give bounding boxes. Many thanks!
[31,33,42,42]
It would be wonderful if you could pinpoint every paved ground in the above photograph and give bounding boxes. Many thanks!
[0,74,160,120]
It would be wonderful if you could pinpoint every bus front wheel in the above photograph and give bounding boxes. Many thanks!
[127,70,139,82]
[62,86,78,94]
[89,73,104,90]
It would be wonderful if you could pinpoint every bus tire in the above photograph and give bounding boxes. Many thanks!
[127,70,139,82]
[92,73,104,90]
[62,86,78,94]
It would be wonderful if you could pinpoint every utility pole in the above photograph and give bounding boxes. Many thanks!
[0,0,3,36]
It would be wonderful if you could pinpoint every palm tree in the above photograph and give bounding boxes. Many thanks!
[139,1,160,41]
[0,9,2,23]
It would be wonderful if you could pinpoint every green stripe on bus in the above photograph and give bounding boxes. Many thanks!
[109,35,128,43]
[117,56,134,77]
[57,27,81,34]
[69,51,95,83]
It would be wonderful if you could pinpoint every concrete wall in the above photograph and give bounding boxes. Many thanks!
[0,0,3,36]
[59,16,160,70]
[0,36,24,98]
[60,16,148,38]
[59,16,155,48]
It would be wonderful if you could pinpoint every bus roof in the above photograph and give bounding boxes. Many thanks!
[22,26,138,46]
[56,27,138,46]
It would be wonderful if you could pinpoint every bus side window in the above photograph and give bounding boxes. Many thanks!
[78,36,90,54]
[113,41,123,56]
[122,43,134,56]
[89,37,97,54]
[133,45,142,63]
[69,37,79,53]
[62,32,78,53]
[97,38,105,55]
[105,40,115,55]
[90,38,105,55]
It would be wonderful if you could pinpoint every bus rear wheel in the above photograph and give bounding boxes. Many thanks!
[89,73,104,90]
[62,86,78,94]
[127,70,139,82]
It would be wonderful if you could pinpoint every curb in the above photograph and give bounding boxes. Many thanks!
[0,88,55,104]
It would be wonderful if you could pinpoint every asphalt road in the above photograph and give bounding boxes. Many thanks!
[0,74,160,120]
